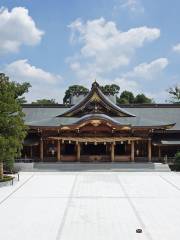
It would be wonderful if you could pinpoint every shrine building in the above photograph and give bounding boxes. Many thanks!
[21,81,180,163]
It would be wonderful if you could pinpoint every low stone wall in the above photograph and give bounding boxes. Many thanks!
[14,163,34,171]
[0,181,12,187]
[13,162,171,172]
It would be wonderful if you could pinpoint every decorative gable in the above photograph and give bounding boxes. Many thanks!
[58,81,135,117]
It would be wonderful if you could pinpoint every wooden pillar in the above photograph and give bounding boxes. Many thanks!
[57,140,61,161]
[148,139,152,162]
[30,146,33,158]
[40,139,43,161]
[158,146,161,161]
[77,143,81,161]
[111,142,115,162]
[131,141,135,162]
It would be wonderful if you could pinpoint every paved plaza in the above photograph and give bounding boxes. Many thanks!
[0,171,180,240]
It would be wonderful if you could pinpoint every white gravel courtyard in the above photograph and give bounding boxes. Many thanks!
[1,171,180,240]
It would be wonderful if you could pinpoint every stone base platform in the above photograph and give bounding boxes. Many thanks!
[14,162,171,172]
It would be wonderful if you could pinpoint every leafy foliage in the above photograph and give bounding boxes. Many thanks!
[134,94,153,104]
[168,85,180,103]
[32,99,58,104]
[0,73,30,178]
[14,82,31,104]
[117,91,153,104]
[117,91,135,104]
[175,152,180,163]
[100,84,120,95]
[63,85,89,104]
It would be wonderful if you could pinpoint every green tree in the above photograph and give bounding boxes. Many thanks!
[14,82,31,104]
[168,85,180,103]
[63,85,89,104]
[100,84,120,95]
[117,91,135,104]
[173,152,180,171]
[0,73,30,179]
[117,91,153,104]
[134,94,153,104]
[32,99,58,104]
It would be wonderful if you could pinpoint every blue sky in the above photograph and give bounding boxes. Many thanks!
[0,0,180,103]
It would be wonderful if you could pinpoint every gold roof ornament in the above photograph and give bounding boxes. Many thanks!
[91,119,101,127]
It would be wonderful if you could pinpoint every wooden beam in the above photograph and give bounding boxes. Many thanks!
[49,136,143,143]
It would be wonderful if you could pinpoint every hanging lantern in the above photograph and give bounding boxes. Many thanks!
[69,140,71,144]
[62,139,64,144]
[104,142,106,145]
[85,142,87,145]
[121,141,123,144]
[94,141,97,146]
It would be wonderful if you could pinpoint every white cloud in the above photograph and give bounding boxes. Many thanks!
[114,77,139,93]
[67,18,168,103]
[1,59,64,103]
[124,58,169,80]
[3,59,61,84]
[0,7,44,54]
[116,58,169,102]
[120,0,144,13]
[68,18,160,81]
[172,43,180,53]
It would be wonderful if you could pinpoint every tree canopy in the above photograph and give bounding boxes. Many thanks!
[117,91,135,104]
[14,82,31,104]
[0,73,30,178]
[134,94,153,104]
[63,85,89,104]
[117,91,153,104]
[100,84,120,95]
[32,99,58,105]
[168,85,180,104]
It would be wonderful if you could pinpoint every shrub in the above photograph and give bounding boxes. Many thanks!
[175,152,180,162]
[0,175,14,183]
[172,152,180,171]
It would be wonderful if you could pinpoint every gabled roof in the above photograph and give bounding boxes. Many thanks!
[26,113,175,130]
[58,81,135,117]
[22,104,179,130]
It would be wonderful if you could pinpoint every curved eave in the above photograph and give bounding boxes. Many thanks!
[97,87,135,117]
[132,123,176,130]
[74,114,130,125]
[65,114,131,129]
